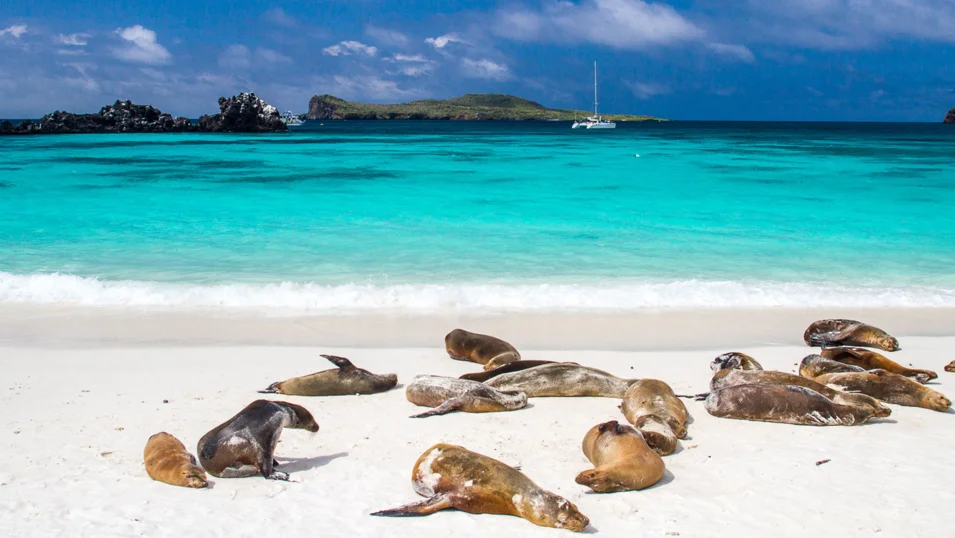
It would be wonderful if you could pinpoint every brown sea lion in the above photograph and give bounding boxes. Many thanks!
[484,363,637,398]
[704,384,891,426]
[946,360,955,372]
[820,347,936,383]
[459,360,559,382]
[259,354,398,396]
[575,420,665,493]
[372,443,590,532]
[620,379,688,456]
[197,399,319,480]
[710,352,763,372]
[804,319,900,351]
[813,370,951,412]
[144,432,208,488]
[405,375,527,418]
[798,354,866,378]
[445,329,521,371]
[712,355,890,413]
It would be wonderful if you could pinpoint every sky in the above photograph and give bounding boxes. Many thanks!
[1,0,954,121]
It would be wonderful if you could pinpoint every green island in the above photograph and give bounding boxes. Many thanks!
[306,93,665,121]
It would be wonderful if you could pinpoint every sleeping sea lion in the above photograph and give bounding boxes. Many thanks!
[197,399,319,480]
[372,443,590,532]
[259,354,398,396]
[820,347,936,383]
[804,319,900,351]
[144,432,208,488]
[445,329,521,371]
[459,360,559,382]
[711,352,763,372]
[620,379,688,456]
[405,375,527,418]
[946,360,955,373]
[483,363,637,398]
[575,420,665,493]
[798,354,866,378]
[704,384,891,426]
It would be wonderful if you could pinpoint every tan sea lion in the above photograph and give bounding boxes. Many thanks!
[812,370,951,412]
[804,319,900,351]
[197,399,319,480]
[620,379,688,456]
[459,360,559,382]
[484,363,637,398]
[704,384,891,426]
[445,329,521,371]
[144,432,208,488]
[820,347,936,383]
[259,354,398,396]
[711,352,763,372]
[575,420,665,493]
[372,443,590,532]
[405,375,527,418]
[798,354,866,378]
[946,360,955,372]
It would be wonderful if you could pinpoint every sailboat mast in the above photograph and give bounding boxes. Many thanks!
[593,61,598,117]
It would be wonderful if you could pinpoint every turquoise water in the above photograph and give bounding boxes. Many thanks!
[2,121,954,312]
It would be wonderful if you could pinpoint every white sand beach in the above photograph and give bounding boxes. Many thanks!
[1,309,953,537]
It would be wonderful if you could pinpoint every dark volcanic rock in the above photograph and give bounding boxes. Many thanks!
[197,92,286,132]
[945,107,955,124]
[307,95,346,120]
[0,100,196,135]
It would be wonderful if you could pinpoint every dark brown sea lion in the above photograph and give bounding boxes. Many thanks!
[372,443,590,531]
[710,352,763,372]
[144,432,208,488]
[197,399,319,480]
[484,363,637,398]
[946,360,955,373]
[804,319,900,351]
[820,347,936,383]
[704,384,891,426]
[405,375,527,418]
[459,360,559,382]
[259,354,398,396]
[445,329,521,371]
[575,420,665,493]
[620,379,688,456]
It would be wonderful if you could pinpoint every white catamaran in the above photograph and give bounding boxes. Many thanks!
[572,62,616,130]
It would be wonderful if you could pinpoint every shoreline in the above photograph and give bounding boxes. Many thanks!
[3,304,955,349]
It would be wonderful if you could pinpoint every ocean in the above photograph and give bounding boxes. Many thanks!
[1,121,954,313]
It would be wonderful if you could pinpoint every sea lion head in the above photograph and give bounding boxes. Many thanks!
[182,466,209,488]
[879,334,900,352]
[282,402,320,432]
[529,492,590,532]
[711,352,743,372]
[922,392,952,412]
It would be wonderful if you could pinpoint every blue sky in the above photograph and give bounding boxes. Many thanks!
[1,0,954,120]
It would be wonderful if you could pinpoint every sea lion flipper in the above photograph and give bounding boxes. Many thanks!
[258,382,283,394]
[321,354,355,369]
[371,494,452,517]
[410,399,463,418]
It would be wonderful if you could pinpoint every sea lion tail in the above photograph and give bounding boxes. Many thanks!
[371,494,452,517]
[410,399,462,418]
[258,382,282,394]
[321,354,355,369]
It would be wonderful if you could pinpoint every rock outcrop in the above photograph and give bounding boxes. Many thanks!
[945,107,955,124]
[0,100,195,134]
[197,93,286,132]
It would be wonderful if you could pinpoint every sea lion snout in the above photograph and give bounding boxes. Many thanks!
[924,393,952,412]
[597,420,619,434]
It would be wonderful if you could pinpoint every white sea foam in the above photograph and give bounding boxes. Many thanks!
[2,272,955,314]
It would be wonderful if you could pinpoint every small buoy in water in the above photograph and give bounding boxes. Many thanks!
[634,154,640,158]
[320,123,324,126]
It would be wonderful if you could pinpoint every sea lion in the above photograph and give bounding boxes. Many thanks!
[144,432,208,488]
[372,443,590,532]
[710,352,763,372]
[405,375,527,418]
[445,329,521,371]
[946,360,955,372]
[575,420,665,493]
[459,360,559,382]
[820,347,936,383]
[259,354,398,396]
[483,363,637,398]
[197,399,319,480]
[620,379,688,456]
[798,354,866,378]
[811,370,951,412]
[704,384,891,426]
[803,319,900,351]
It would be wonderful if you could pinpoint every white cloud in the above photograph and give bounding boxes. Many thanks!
[462,58,510,81]
[56,49,87,56]
[256,48,292,63]
[262,7,297,27]
[322,40,377,57]
[425,33,469,49]
[707,43,756,63]
[218,44,251,69]
[626,81,671,100]
[494,0,702,49]
[55,33,91,46]
[323,75,425,101]
[366,26,409,47]
[385,54,430,63]
[113,25,171,65]
[0,24,27,39]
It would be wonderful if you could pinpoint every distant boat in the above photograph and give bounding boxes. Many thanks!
[572,62,616,130]
[283,111,305,127]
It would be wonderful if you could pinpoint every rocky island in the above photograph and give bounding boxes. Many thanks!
[1,92,286,135]
[307,93,662,121]
[945,107,955,124]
